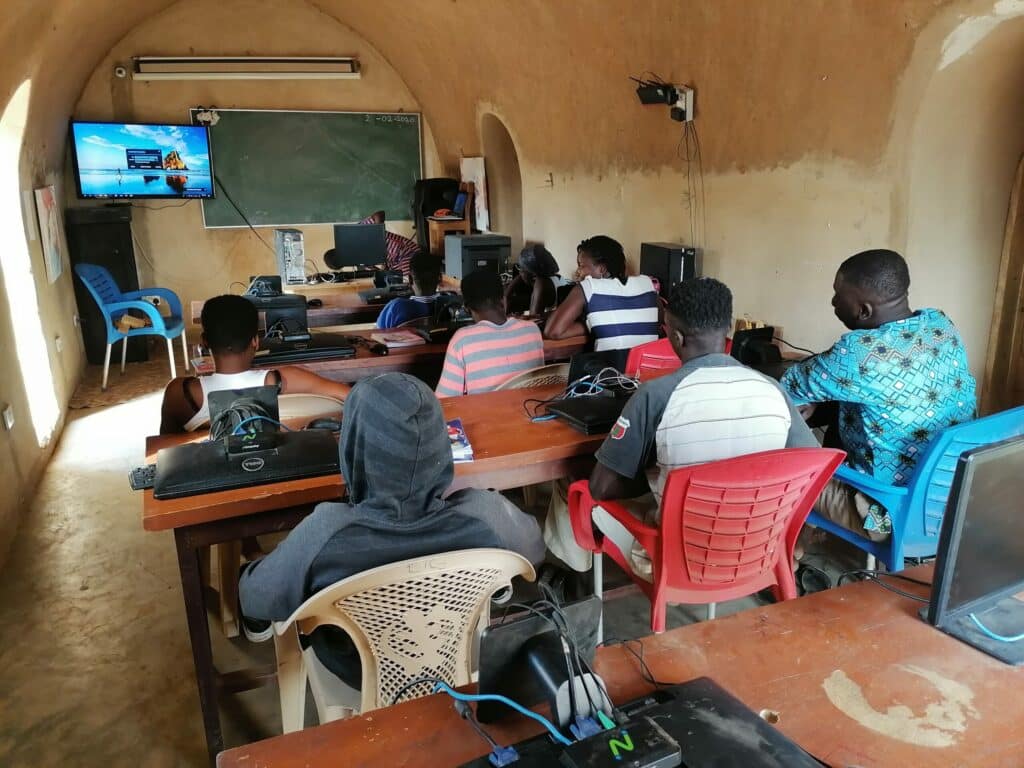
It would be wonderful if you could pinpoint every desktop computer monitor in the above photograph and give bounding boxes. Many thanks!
[926,434,1024,665]
[444,233,510,280]
[330,222,387,269]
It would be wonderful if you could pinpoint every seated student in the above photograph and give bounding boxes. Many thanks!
[544,235,660,361]
[360,210,421,277]
[544,277,817,576]
[781,249,976,541]
[376,252,443,329]
[159,295,350,434]
[504,244,561,316]
[238,373,545,681]
[436,270,546,397]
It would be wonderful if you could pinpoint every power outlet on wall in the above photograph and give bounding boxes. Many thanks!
[2,404,14,431]
[55,335,63,353]
[73,313,80,327]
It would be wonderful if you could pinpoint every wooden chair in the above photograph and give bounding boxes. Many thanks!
[272,549,535,732]
[427,181,475,256]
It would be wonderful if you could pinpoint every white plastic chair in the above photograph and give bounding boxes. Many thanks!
[272,548,536,732]
[495,362,570,390]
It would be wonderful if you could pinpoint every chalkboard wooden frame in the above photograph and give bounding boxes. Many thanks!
[191,108,423,229]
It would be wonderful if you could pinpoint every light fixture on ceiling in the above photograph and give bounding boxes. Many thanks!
[131,56,361,81]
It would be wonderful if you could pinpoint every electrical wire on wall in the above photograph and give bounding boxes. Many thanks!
[678,120,707,251]
[214,176,276,256]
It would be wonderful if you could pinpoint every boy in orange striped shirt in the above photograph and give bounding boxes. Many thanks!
[436,270,545,397]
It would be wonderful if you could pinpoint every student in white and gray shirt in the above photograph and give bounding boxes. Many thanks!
[547,278,816,576]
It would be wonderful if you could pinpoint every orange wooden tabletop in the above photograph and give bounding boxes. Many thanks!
[142,384,602,532]
[250,333,586,380]
[217,566,1024,768]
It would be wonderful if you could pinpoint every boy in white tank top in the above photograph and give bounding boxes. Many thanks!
[159,295,351,433]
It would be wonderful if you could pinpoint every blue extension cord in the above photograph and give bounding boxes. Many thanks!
[231,415,293,435]
[432,681,573,747]
[969,613,1024,643]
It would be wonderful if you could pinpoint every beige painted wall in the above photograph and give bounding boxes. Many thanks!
[74,0,443,331]
[0,81,86,567]
[903,16,1024,402]
[3,0,1024,570]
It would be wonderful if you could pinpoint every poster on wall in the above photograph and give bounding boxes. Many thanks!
[460,156,490,232]
[35,185,65,283]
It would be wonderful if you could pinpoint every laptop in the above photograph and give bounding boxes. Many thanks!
[428,190,468,221]
[358,285,413,303]
[567,350,628,386]
[153,429,341,500]
[546,394,630,435]
[923,434,1024,665]
[256,332,356,364]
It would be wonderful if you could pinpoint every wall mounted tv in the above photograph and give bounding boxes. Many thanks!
[70,121,215,200]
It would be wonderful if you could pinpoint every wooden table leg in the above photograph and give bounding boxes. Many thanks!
[175,528,223,763]
[216,541,242,639]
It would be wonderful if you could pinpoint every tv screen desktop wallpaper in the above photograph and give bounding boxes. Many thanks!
[72,122,214,199]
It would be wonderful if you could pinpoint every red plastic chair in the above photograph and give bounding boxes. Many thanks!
[568,448,845,635]
[624,337,733,382]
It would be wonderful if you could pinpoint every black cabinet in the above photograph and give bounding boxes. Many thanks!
[65,206,149,364]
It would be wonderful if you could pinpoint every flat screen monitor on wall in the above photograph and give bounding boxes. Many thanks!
[70,121,215,200]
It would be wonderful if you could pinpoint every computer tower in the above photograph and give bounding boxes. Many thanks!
[66,206,149,365]
[639,242,701,298]
[275,228,306,286]
[444,233,511,280]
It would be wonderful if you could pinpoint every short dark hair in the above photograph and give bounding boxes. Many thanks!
[461,269,504,312]
[666,278,732,335]
[201,295,258,353]
[410,251,441,289]
[838,249,910,300]
[519,244,559,278]
[578,235,627,284]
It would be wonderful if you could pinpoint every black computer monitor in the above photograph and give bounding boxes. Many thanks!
[926,434,1024,665]
[330,222,387,269]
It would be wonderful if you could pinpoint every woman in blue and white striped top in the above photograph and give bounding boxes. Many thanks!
[544,235,660,352]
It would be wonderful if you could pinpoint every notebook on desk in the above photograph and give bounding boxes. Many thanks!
[153,429,340,500]
[256,332,356,363]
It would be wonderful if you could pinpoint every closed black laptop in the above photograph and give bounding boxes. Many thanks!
[256,332,356,364]
[153,429,340,500]
[546,395,629,435]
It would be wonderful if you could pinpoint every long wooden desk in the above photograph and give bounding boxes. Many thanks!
[143,386,603,761]
[190,278,464,329]
[251,331,586,384]
[217,566,1024,768]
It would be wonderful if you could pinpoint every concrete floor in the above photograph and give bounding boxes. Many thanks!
[0,382,776,766]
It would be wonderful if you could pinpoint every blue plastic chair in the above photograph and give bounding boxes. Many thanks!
[807,405,1024,571]
[74,263,187,390]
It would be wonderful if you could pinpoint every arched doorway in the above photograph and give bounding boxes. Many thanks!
[480,113,524,254]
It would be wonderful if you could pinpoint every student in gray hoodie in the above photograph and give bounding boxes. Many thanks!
[239,372,545,684]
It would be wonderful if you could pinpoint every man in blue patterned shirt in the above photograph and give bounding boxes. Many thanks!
[782,250,976,540]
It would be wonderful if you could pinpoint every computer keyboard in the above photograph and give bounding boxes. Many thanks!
[129,463,156,491]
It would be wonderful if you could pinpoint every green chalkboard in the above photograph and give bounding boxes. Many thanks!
[195,109,422,228]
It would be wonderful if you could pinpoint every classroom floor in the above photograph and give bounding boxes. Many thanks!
[0,363,800,767]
